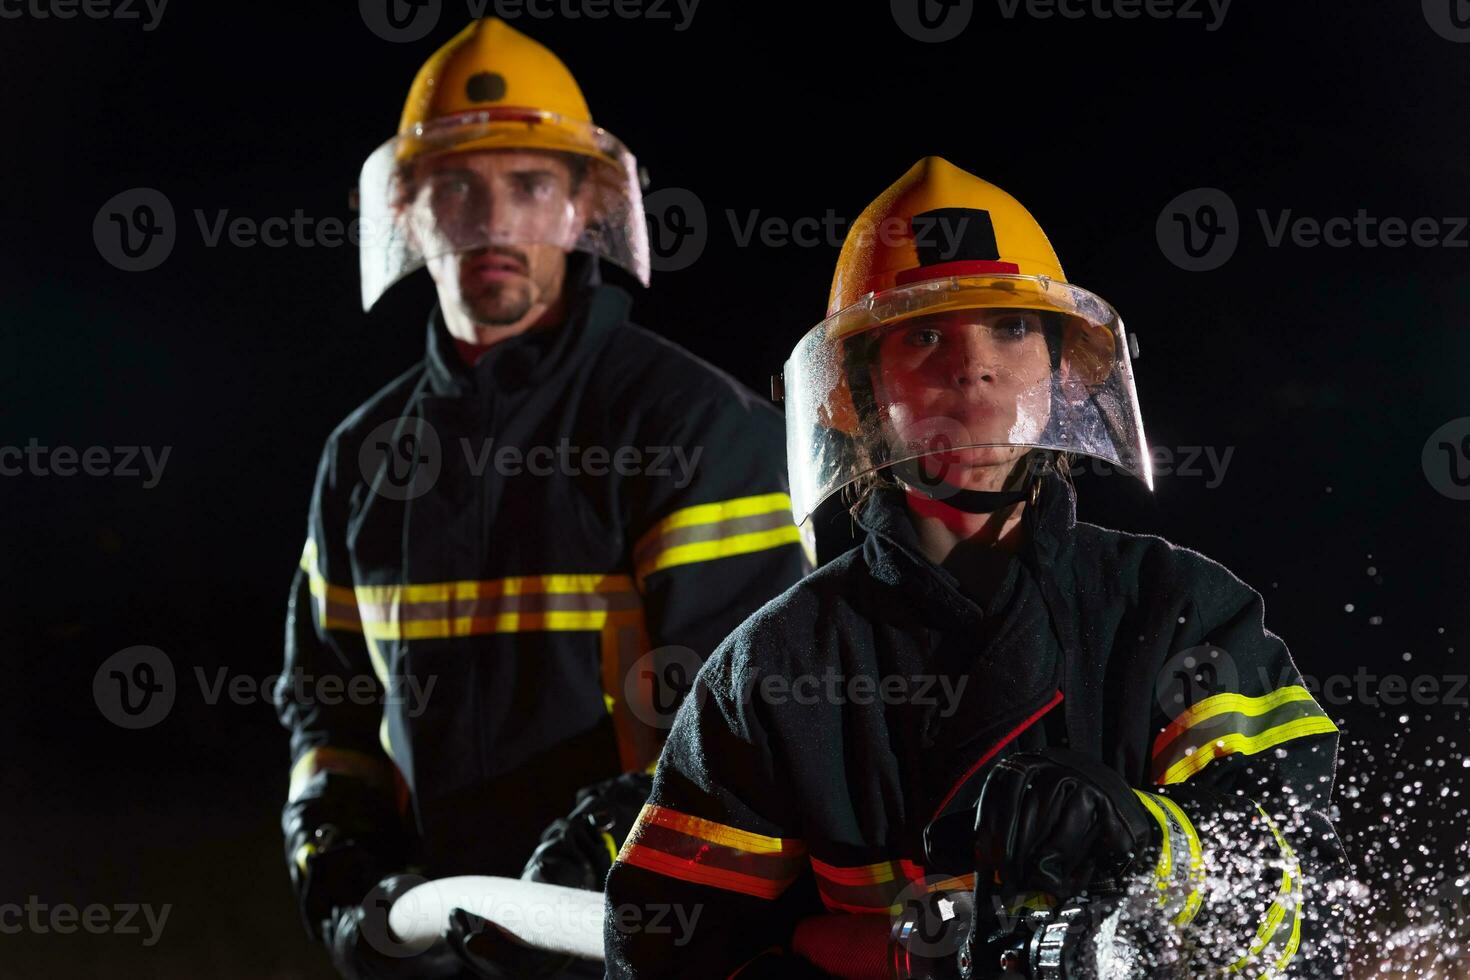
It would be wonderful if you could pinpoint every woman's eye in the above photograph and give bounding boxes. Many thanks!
[993,316,1033,340]
[905,328,942,348]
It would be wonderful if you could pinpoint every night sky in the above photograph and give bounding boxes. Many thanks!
[4,1,1468,975]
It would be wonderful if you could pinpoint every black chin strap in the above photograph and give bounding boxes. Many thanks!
[889,458,1030,513]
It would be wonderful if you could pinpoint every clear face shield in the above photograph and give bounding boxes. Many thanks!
[358,108,651,311]
[782,275,1152,525]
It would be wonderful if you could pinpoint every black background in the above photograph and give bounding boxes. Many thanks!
[3,1,1468,975]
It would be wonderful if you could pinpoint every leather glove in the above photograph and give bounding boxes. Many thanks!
[323,874,465,980]
[284,773,408,942]
[972,748,1156,905]
[522,770,653,890]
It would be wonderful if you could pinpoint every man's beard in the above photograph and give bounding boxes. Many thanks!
[462,278,536,326]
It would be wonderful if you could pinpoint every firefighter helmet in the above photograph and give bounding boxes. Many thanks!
[782,157,1152,526]
[358,18,650,311]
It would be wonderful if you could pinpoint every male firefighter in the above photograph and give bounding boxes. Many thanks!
[275,19,808,978]
[604,158,1349,978]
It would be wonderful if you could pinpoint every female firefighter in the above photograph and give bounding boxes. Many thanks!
[602,157,1349,978]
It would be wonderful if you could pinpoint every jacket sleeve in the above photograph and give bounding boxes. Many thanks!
[274,435,406,899]
[612,386,812,769]
[1135,553,1348,979]
[604,640,816,978]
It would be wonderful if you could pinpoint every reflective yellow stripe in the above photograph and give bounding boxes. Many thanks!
[643,492,793,535]
[353,573,641,640]
[1134,791,1174,888]
[633,493,801,584]
[631,804,802,856]
[618,804,807,901]
[300,538,362,632]
[354,573,634,604]
[1134,791,1204,927]
[1157,715,1340,785]
[640,526,803,581]
[1227,804,1303,977]
[1154,794,1205,926]
[1156,685,1319,750]
[288,746,393,802]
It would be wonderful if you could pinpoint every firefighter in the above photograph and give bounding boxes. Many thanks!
[604,157,1349,978]
[275,18,809,979]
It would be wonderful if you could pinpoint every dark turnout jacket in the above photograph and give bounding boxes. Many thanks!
[276,276,809,879]
[605,475,1347,978]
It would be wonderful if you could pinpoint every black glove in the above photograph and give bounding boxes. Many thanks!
[323,874,466,980]
[972,748,1156,905]
[522,770,653,890]
[284,773,409,942]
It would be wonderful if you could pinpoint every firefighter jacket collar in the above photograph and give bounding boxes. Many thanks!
[422,259,632,399]
[853,472,1078,624]
[853,473,1083,767]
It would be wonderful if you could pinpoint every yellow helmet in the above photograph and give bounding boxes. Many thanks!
[781,157,1152,526]
[394,18,611,166]
[358,18,651,310]
[827,156,1067,316]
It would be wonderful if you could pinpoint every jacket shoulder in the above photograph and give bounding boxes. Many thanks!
[590,322,780,425]
[320,362,428,457]
[1071,520,1258,608]
[709,550,867,679]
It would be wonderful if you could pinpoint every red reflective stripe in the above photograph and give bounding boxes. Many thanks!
[929,689,1064,823]
[620,843,793,900]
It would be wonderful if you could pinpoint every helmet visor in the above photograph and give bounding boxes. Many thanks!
[783,274,1151,524]
[358,108,651,311]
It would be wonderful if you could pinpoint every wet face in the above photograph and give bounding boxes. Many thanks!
[406,149,584,327]
[871,308,1053,491]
